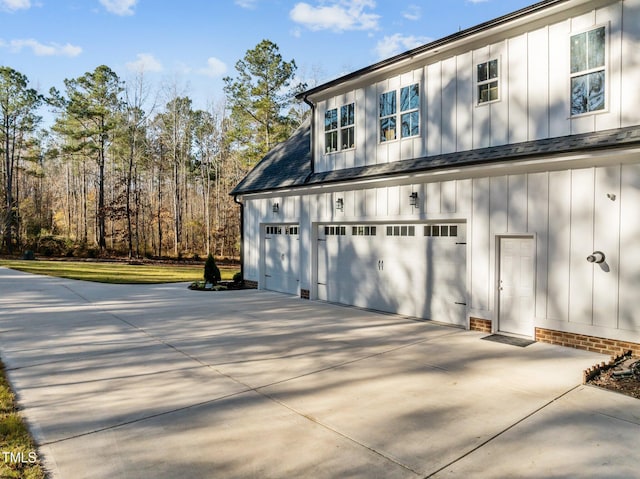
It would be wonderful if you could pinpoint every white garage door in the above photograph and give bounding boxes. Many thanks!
[264,225,299,294]
[317,223,467,326]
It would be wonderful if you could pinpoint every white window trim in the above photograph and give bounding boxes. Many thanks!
[569,22,609,118]
[475,57,501,106]
[324,102,356,155]
[379,83,421,144]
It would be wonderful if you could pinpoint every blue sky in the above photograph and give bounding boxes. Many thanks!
[1,0,536,112]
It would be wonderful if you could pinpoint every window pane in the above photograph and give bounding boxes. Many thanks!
[400,84,419,111]
[571,75,588,114]
[380,117,396,142]
[477,62,488,82]
[488,81,499,101]
[587,70,605,111]
[387,226,392,235]
[424,225,431,236]
[571,32,587,73]
[432,226,440,237]
[408,226,415,236]
[325,131,338,152]
[401,226,407,236]
[450,225,458,237]
[371,226,376,235]
[478,84,489,103]
[324,108,337,130]
[401,111,419,137]
[341,103,355,127]
[394,226,400,235]
[379,91,396,117]
[341,126,355,149]
[488,59,498,79]
[588,27,605,69]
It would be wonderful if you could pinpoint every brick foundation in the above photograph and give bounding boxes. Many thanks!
[300,289,310,300]
[470,317,492,333]
[243,280,258,289]
[535,327,640,356]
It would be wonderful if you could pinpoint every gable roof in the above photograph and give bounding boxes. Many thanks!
[231,124,640,196]
[230,118,311,196]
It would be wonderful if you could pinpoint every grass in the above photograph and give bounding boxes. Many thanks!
[0,259,238,284]
[0,361,46,479]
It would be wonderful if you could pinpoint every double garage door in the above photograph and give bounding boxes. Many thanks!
[317,222,467,326]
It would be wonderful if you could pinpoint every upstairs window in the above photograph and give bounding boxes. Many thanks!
[324,108,338,153]
[477,59,499,104]
[325,103,355,153]
[400,84,420,137]
[340,103,355,149]
[379,91,396,142]
[570,26,605,115]
[380,83,420,142]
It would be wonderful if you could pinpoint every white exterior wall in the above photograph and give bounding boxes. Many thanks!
[312,0,640,174]
[242,157,640,343]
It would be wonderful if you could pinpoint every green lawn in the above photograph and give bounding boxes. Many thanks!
[0,259,238,284]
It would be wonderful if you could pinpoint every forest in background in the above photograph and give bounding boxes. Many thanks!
[0,39,307,261]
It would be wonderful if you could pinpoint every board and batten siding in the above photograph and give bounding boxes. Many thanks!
[242,161,640,342]
[313,0,639,174]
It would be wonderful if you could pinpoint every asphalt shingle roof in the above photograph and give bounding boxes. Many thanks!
[231,124,640,196]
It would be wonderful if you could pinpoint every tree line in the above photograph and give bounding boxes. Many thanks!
[0,39,306,260]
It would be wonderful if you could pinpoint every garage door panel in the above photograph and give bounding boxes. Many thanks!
[264,225,299,295]
[317,222,466,326]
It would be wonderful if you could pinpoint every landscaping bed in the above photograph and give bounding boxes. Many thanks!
[585,352,640,400]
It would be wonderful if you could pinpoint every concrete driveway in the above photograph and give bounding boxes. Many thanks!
[0,267,638,478]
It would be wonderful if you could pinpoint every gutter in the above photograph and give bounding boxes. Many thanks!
[302,95,315,177]
[233,194,244,283]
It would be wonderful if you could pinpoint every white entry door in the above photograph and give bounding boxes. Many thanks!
[498,237,534,337]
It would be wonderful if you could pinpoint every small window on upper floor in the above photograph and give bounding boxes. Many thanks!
[570,26,605,116]
[477,59,499,104]
[325,103,355,154]
[400,84,420,138]
[379,91,396,142]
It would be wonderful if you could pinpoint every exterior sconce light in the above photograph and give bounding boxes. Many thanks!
[409,192,418,207]
[272,202,279,214]
[587,251,605,264]
[336,198,344,211]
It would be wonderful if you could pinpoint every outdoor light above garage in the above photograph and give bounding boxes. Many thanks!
[335,198,344,211]
[409,192,419,207]
[272,202,279,213]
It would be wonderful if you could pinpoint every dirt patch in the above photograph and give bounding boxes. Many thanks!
[586,354,640,400]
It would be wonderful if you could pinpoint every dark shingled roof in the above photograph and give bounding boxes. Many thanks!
[231,124,640,196]
[230,119,311,196]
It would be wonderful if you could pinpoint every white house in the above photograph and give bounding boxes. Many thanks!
[231,0,640,356]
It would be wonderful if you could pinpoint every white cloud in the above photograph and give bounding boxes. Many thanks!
[290,0,380,32]
[402,5,421,21]
[235,0,258,8]
[0,0,30,11]
[198,57,227,78]
[99,0,137,16]
[5,38,82,56]
[126,53,163,73]
[374,33,431,60]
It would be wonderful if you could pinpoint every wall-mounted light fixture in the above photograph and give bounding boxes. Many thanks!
[409,192,419,207]
[272,202,279,214]
[587,251,605,264]
[335,198,344,211]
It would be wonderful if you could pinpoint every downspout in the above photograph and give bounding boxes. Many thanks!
[302,95,315,177]
[233,194,244,284]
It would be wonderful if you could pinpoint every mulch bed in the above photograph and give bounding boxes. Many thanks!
[585,352,640,400]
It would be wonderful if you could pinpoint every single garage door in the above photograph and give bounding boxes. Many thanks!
[264,224,299,294]
[317,222,467,326]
